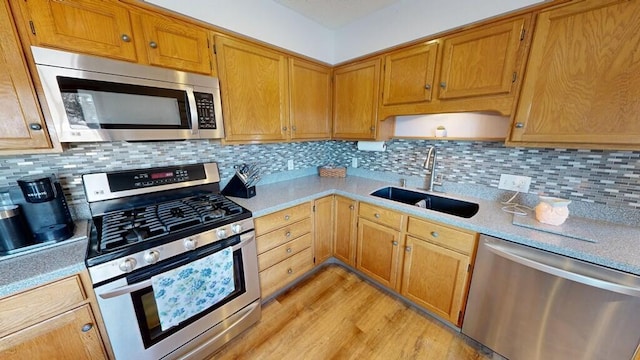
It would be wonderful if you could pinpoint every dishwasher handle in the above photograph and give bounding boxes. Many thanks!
[485,242,640,297]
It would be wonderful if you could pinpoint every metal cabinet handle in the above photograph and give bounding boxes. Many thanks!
[440,82,446,89]
[29,123,42,131]
[424,84,431,90]
[430,231,439,238]
[392,241,398,246]
[374,213,381,218]
[287,268,293,274]
[405,247,412,252]
[81,323,93,332]
[515,122,525,128]
[121,34,131,42]
[149,41,158,48]
[284,215,290,221]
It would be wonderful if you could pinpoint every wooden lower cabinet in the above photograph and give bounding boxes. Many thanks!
[334,196,357,266]
[313,196,334,264]
[0,275,108,359]
[255,202,314,298]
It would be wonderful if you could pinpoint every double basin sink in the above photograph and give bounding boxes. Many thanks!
[370,186,479,218]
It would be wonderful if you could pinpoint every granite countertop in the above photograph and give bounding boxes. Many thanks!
[229,175,640,276]
[2,173,639,299]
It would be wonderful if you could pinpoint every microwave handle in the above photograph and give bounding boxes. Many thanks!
[186,88,199,135]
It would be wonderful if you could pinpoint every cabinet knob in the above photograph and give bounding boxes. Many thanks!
[284,215,290,221]
[81,323,93,332]
[424,84,431,90]
[291,126,296,131]
[374,213,380,218]
[286,247,292,253]
[28,123,42,131]
[430,231,439,238]
[370,126,376,131]
[440,82,446,89]
[349,205,354,210]
[121,34,131,42]
[405,246,412,252]
[287,268,293,274]
[515,122,525,128]
[282,126,288,131]
[285,231,291,237]
[392,241,398,246]
[149,41,158,49]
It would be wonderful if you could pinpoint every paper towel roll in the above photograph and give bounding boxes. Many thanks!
[357,141,386,152]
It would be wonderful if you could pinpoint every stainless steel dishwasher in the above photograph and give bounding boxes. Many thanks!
[462,235,640,360]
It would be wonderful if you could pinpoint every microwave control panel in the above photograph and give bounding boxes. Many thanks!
[194,92,217,129]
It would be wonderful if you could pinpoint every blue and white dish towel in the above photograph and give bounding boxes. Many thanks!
[151,247,235,331]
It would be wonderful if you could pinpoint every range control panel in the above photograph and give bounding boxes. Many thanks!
[107,164,207,191]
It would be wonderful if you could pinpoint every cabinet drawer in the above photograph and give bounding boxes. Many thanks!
[256,217,312,254]
[258,233,312,271]
[407,217,477,255]
[254,202,312,235]
[0,276,86,338]
[259,247,314,298]
[359,202,404,230]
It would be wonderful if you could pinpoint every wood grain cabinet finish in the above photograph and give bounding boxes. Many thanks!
[0,0,52,151]
[333,196,357,266]
[313,196,334,264]
[0,275,107,359]
[215,35,289,142]
[18,0,137,62]
[509,0,640,149]
[132,12,212,74]
[382,42,439,106]
[402,216,477,326]
[255,202,314,298]
[289,59,332,140]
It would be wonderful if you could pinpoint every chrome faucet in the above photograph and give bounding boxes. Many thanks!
[422,146,437,191]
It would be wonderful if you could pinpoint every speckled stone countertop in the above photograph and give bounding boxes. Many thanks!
[229,175,640,276]
[0,220,89,298]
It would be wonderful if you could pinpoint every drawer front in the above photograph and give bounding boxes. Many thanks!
[258,233,312,271]
[256,217,312,254]
[407,217,477,255]
[0,276,86,338]
[254,202,312,235]
[259,247,314,298]
[359,202,404,230]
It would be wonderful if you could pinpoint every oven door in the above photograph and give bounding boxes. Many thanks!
[94,231,260,360]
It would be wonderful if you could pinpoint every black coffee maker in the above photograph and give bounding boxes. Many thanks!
[11,175,75,243]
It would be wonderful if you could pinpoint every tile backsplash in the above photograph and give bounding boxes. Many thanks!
[1,139,639,219]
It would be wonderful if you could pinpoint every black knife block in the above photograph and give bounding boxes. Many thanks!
[221,174,256,198]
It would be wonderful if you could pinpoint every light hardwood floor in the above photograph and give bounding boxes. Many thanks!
[211,264,491,360]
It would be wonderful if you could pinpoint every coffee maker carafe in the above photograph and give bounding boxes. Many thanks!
[12,175,75,242]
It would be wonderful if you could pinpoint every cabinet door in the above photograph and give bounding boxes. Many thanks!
[509,0,640,148]
[134,12,211,74]
[216,36,288,142]
[382,42,438,106]
[0,0,51,151]
[22,0,137,62]
[334,196,357,266]
[356,218,402,290]
[333,58,381,140]
[313,196,334,264]
[438,17,526,100]
[401,236,471,326]
[0,305,107,360]
[289,59,331,140]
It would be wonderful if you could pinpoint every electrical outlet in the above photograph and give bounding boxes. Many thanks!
[352,158,358,168]
[287,159,294,170]
[498,174,531,193]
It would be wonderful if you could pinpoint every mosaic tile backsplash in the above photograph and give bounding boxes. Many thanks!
[0,139,638,219]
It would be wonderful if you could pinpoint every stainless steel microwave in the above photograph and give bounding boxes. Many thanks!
[32,46,224,142]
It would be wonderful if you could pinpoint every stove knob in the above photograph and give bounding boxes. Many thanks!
[119,258,137,273]
[216,228,227,239]
[184,238,197,250]
[231,224,242,234]
[143,250,160,264]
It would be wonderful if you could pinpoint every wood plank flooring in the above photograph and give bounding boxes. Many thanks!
[210,264,492,360]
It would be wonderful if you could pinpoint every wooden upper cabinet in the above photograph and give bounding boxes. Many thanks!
[0,0,51,151]
[438,17,526,100]
[21,0,137,62]
[333,58,382,140]
[132,12,212,74]
[215,35,289,142]
[289,59,332,140]
[382,42,438,106]
[509,0,640,149]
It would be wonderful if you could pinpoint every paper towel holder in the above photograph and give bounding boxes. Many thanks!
[357,141,386,152]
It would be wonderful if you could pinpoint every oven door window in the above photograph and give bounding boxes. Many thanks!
[129,240,246,349]
[57,76,191,130]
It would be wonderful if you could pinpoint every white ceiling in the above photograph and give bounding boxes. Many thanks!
[272,0,401,29]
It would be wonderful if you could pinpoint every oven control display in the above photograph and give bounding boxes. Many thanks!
[108,164,207,191]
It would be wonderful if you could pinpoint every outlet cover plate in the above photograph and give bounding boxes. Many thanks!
[287,159,294,170]
[498,174,531,193]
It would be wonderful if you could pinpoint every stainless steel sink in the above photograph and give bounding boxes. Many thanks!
[369,186,479,218]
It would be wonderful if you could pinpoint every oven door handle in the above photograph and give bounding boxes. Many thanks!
[98,232,255,300]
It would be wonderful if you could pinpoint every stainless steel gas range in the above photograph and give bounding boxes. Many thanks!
[82,162,260,360]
